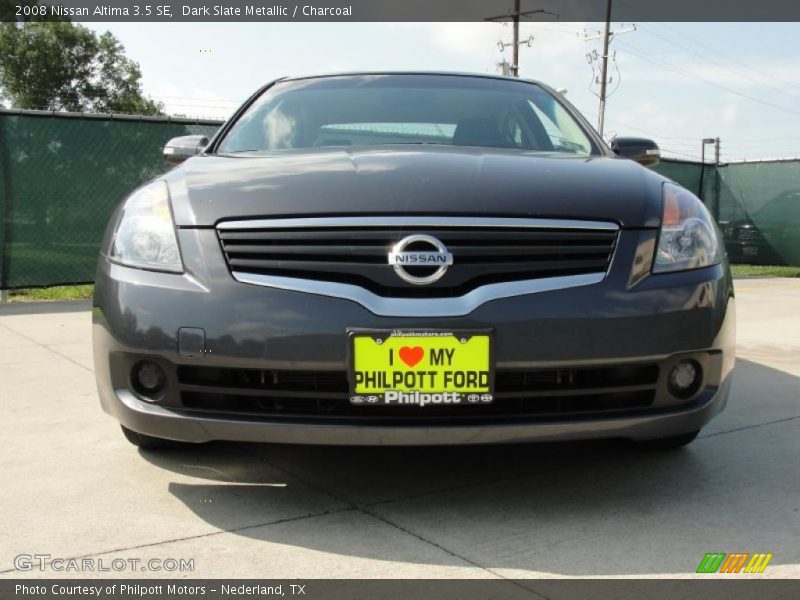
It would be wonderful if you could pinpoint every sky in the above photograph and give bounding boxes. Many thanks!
[85,21,800,162]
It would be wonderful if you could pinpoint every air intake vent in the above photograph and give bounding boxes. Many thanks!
[175,363,659,422]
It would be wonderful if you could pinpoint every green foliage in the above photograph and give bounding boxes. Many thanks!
[0,21,163,114]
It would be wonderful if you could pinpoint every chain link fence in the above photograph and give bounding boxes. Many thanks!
[0,110,221,289]
[0,110,798,290]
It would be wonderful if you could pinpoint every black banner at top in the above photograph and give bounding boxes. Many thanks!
[4,0,800,22]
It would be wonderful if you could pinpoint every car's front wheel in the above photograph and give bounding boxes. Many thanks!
[636,430,700,450]
[120,425,181,450]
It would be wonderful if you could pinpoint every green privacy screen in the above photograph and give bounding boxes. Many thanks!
[715,161,800,266]
[1,112,799,290]
[652,159,706,198]
[654,158,800,266]
[0,111,221,289]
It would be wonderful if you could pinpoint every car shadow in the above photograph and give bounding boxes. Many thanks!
[139,358,800,576]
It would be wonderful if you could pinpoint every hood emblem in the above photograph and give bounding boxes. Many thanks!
[388,234,453,285]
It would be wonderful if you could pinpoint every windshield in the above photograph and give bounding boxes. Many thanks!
[216,74,597,156]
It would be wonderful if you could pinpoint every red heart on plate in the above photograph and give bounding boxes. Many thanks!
[398,346,424,368]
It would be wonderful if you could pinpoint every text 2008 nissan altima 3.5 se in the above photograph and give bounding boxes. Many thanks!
[92,73,735,451]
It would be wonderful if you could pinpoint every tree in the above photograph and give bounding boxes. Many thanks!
[0,21,163,115]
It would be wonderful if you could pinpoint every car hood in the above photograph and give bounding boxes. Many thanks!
[166,145,665,228]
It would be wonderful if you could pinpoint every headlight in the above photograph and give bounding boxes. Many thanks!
[109,180,183,273]
[653,183,723,273]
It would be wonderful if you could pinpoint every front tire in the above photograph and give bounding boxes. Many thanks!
[120,425,181,450]
[637,430,699,450]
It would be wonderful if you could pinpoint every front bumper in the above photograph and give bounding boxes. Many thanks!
[92,227,736,445]
[104,380,730,445]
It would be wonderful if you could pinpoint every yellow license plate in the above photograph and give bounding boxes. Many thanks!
[348,330,494,406]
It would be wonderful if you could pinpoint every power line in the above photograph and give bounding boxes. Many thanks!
[584,112,796,162]
[647,23,799,95]
[616,41,800,118]
[635,24,797,99]
[660,148,704,160]
[635,136,800,148]
[585,111,669,141]
[715,140,800,147]
[524,24,583,36]
[614,0,799,94]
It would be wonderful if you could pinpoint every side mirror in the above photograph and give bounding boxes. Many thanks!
[163,135,208,164]
[610,137,661,167]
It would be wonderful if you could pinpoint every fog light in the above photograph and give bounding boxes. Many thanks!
[667,360,702,399]
[132,360,167,400]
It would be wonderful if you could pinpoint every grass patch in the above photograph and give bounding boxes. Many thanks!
[7,285,94,302]
[731,264,800,278]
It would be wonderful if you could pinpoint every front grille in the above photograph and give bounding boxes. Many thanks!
[218,218,618,298]
[176,363,659,423]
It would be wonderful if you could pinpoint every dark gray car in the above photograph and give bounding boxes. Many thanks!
[92,73,735,450]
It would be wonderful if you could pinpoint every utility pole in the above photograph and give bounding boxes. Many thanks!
[713,137,721,221]
[486,3,556,77]
[597,0,613,137]
[581,1,635,137]
[699,137,717,201]
[700,138,715,199]
[497,35,534,77]
[512,0,520,77]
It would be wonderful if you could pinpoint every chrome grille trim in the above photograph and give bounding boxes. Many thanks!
[230,271,605,317]
[217,216,620,231]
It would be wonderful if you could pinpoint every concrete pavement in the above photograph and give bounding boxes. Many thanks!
[0,279,798,578]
